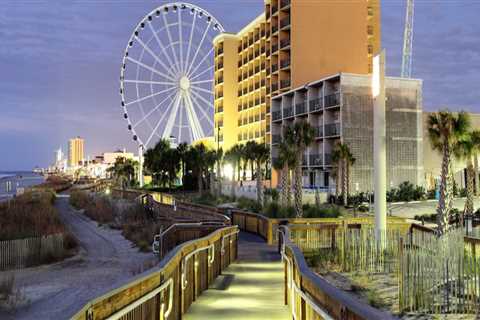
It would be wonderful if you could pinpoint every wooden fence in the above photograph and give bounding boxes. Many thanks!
[0,233,64,270]
[71,226,238,320]
[288,223,406,274]
[231,209,410,245]
[399,228,480,314]
[278,225,397,320]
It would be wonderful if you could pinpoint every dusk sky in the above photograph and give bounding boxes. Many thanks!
[1,0,479,171]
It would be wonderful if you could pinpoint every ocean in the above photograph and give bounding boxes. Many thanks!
[0,171,45,201]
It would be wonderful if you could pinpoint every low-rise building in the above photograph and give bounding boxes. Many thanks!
[271,73,423,193]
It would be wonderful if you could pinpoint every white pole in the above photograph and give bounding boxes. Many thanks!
[372,50,387,243]
[138,145,144,187]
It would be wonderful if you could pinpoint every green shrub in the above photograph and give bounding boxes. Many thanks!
[303,204,342,218]
[387,181,426,202]
[237,197,262,213]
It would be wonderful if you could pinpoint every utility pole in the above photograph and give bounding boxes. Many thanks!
[373,50,387,244]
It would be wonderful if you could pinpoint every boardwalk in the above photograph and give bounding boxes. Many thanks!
[184,232,290,320]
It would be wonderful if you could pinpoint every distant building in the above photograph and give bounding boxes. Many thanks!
[103,149,135,165]
[68,137,84,167]
[271,73,423,193]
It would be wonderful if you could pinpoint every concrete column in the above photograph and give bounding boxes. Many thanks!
[373,50,387,242]
[138,145,144,187]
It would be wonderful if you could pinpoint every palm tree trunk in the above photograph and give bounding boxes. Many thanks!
[342,159,348,207]
[231,163,237,199]
[256,160,263,204]
[197,171,203,195]
[474,155,479,196]
[437,144,451,235]
[285,165,291,207]
[335,166,341,203]
[294,156,303,217]
[216,162,221,198]
[464,159,475,222]
[280,165,288,207]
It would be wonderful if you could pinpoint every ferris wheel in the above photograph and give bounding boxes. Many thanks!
[120,3,225,150]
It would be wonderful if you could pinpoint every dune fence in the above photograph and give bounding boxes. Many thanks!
[0,233,65,270]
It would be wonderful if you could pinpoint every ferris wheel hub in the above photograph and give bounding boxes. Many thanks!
[179,76,190,91]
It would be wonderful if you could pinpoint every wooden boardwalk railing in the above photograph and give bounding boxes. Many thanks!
[71,226,238,320]
[278,225,398,320]
[231,209,410,245]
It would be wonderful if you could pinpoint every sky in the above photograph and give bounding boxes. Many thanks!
[1,0,479,171]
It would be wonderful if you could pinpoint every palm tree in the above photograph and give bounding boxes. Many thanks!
[187,143,208,195]
[288,122,315,217]
[275,131,296,207]
[176,142,189,188]
[331,146,342,202]
[427,110,470,234]
[224,147,240,199]
[245,141,257,181]
[108,157,137,189]
[204,149,217,195]
[215,148,224,198]
[453,130,480,223]
[332,143,356,206]
[239,144,249,182]
[251,142,270,204]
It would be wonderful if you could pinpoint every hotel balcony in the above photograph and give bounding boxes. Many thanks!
[280,17,290,29]
[237,104,242,111]
[324,92,340,108]
[272,25,278,34]
[309,98,323,112]
[271,64,279,73]
[272,134,281,144]
[280,38,290,49]
[309,154,323,166]
[280,0,290,9]
[272,5,278,15]
[216,91,224,98]
[217,47,224,55]
[280,79,290,89]
[272,110,282,121]
[313,126,323,138]
[272,43,279,53]
[271,83,279,92]
[295,102,306,115]
[216,106,224,113]
[324,123,340,137]
[324,153,333,166]
[280,59,290,69]
[216,62,223,70]
[283,106,293,118]
[216,77,223,84]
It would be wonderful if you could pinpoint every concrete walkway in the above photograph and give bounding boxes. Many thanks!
[184,232,290,320]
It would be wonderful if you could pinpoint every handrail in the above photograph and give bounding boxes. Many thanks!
[105,278,173,320]
[71,226,239,320]
[278,225,398,320]
[152,221,226,255]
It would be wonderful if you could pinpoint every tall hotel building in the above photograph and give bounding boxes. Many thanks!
[68,136,85,167]
[213,0,381,151]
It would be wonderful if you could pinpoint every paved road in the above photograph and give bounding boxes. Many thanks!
[389,197,480,219]
[0,195,156,320]
[184,232,290,320]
